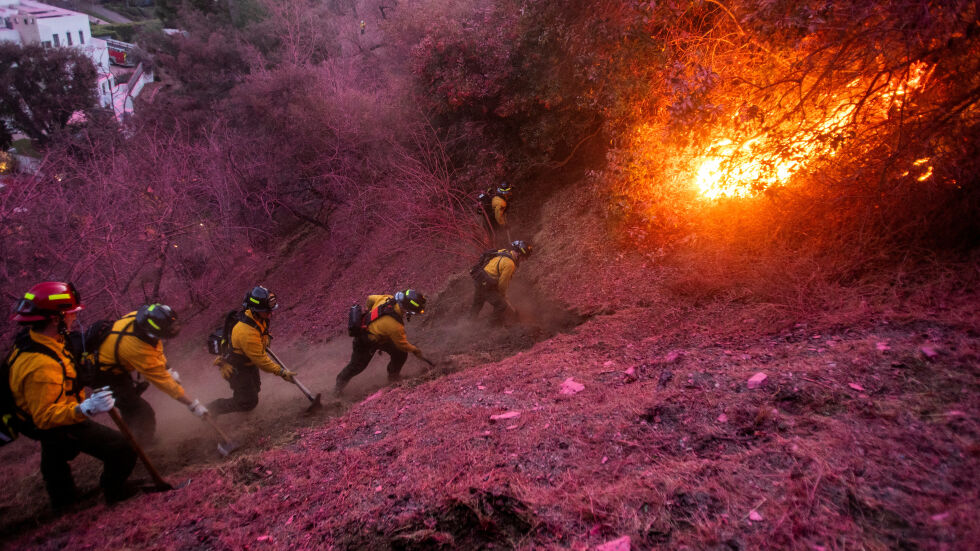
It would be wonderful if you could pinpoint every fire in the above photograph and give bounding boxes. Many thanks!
[912,158,934,182]
[916,166,934,182]
[692,62,934,199]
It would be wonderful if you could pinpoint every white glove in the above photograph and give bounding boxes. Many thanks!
[79,387,115,417]
[167,368,181,383]
[187,399,208,418]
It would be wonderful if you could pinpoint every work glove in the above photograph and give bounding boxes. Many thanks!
[78,387,115,417]
[187,399,208,418]
[279,368,297,383]
[167,368,181,383]
[218,361,235,380]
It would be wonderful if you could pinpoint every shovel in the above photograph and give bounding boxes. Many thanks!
[202,414,241,457]
[108,408,178,492]
[267,348,322,413]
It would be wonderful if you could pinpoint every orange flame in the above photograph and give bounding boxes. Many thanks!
[693,62,934,199]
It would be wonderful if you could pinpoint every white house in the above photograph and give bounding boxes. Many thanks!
[0,0,150,120]
[3,0,91,49]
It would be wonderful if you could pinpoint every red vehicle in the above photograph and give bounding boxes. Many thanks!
[106,38,135,67]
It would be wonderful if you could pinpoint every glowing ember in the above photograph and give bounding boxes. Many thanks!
[902,158,934,181]
[916,165,934,182]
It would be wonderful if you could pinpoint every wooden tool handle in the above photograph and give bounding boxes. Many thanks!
[108,408,172,489]
[267,348,316,403]
[203,415,232,443]
[293,377,316,402]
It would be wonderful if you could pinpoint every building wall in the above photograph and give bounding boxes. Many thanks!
[36,13,89,49]
[84,35,110,72]
[6,2,91,51]
[10,13,40,43]
[0,28,20,43]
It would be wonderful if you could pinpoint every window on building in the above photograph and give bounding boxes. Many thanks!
[66,32,72,45]
[79,30,84,44]
[42,40,51,48]
[52,34,59,46]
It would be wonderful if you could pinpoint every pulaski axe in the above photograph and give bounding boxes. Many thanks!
[267,348,322,414]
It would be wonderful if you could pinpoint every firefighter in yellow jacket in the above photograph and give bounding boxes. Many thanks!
[480,183,512,247]
[208,286,295,415]
[334,290,434,396]
[5,282,136,509]
[470,240,533,324]
[92,304,208,442]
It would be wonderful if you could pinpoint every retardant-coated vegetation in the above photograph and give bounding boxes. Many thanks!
[1,1,977,549]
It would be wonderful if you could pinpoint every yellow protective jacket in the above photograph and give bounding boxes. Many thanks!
[217,310,284,377]
[98,313,186,400]
[364,295,421,355]
[492,195,507,226]
[482,251,518,297]
[8,331,86,430]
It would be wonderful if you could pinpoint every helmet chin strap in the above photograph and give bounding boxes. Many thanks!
[57,315,70,338]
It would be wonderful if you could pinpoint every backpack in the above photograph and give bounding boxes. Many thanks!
[476,189,494,215]
[207,310,263,356]
[207,310,242,356]
[347,299,402,337]
[67,319,116,386]
[347,304,364,337]
[1,330,74,445]
[469,249,511,281]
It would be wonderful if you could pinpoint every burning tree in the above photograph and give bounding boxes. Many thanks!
[594,0,980,251]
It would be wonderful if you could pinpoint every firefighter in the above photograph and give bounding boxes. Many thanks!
[6,282,137,508]
[480,183,513,247]
[92,304,209,443]
[207,286,295,415]
[470,240,533,324]
[334,290,434,396]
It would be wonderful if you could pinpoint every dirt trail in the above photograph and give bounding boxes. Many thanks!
[0,273,585,539]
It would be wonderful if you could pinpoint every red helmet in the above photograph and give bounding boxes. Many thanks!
[10,281,84,322]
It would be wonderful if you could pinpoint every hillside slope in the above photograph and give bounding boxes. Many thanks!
[1,184,978,550]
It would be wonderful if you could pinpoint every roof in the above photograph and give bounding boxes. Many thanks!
[11,0,84,19]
